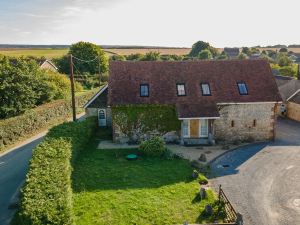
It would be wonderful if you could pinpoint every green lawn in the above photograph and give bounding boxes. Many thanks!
[72,141,218,225]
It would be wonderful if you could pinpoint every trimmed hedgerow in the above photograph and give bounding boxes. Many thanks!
[0,89,97,152]
[17,117,97,225]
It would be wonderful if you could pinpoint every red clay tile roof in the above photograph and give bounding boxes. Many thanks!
[176,102,220,119]
[108,60,282,117]
[289,90,300,104]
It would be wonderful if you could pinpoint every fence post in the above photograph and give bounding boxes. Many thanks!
[236,212,243,225]
[218,185,222,202]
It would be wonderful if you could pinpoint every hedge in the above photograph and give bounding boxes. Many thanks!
[17,117,97,225]
[0,89,98,152]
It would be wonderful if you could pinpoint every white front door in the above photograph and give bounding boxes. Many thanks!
[98,109,107,127]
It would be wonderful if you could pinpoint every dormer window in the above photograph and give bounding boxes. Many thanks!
[201,83,211,96]
[140,84,149,97]
[176,83,186,96]
[237,82,248,95]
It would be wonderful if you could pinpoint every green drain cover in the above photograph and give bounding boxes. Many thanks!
[126,154,138,160]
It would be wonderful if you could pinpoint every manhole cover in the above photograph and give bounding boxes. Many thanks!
[126,154,138,161]
[222,164,230,168]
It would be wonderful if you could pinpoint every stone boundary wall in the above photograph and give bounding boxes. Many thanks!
[287,102,300,122]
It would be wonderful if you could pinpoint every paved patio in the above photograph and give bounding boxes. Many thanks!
[97,140,248,164]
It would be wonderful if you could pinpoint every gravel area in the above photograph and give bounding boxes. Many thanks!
[210,118,300,225]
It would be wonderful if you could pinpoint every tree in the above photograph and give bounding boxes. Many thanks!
[189,41,219,58]
[279,48,288,53]
[198,50,213,59]
[141,51,160,61]
[0,56,82,119]
[126,53,144,61]
[238,53,248,59]
[242,47,251,56]
[217,51,228,60]
[55,41,108,75]
[110,54,126,61]
[276,53,292,66]
[189,41,210,57]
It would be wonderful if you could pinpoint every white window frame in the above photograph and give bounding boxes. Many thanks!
[182,119,190,138]
[177,84,186,96]
[201,83,211,96]
[199,119,209,137]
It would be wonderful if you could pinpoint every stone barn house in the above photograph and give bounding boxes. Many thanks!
[84,60,282,145]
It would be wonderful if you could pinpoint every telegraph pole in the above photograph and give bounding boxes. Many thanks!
[69,54,76,121]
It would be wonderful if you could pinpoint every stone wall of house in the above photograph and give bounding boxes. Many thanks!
[287,102,300,122]
[85,107,112,127]
[214,103,276,142]
[112,124,179,144]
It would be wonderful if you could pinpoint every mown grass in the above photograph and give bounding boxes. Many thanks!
[72,141,217,225]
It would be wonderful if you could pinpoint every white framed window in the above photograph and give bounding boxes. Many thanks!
[140,84,149,97]
[182,120,189,137]
[201,83,211,96]
[200,119,208,137]
[177,83,186,96]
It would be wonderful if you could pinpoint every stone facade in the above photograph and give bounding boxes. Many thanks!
[287,102,300,122]
[214,103,276,142]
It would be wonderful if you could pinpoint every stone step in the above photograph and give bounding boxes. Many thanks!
[183,138,210,146]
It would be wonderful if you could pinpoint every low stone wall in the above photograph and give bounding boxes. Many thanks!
[214,103,276,142]
[287,102,300,122]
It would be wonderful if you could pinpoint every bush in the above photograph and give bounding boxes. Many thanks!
[0,89,98,152]
[18,117,97,225]
[139,136,167,157]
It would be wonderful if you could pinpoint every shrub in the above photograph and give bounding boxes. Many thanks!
[18,117,97,225]
[0,89,98,152]
[139,136,167,157]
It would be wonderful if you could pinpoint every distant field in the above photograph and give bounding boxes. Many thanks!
[106,48,191,55]
[1,47,300,59]
[258,47,300,53]
[0,48,69,58]
[0,48,191,58]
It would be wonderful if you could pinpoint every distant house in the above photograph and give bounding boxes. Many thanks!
[249,53,261,59]
[85,60,282,145]
[286,90,300,121]
[275,74,300,122]
[39,59,58,72]
[224,48,240,59]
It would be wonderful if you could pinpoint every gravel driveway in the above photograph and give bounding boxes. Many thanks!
[210,118,300,225]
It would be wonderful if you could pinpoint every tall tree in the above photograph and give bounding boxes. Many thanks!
[198,50,213,59]
[55,41,108,75]
[189,41,218,57]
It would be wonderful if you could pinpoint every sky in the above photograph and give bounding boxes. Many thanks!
[0,0,299,47]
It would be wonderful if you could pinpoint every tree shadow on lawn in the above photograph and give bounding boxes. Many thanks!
[72,145,195,193]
